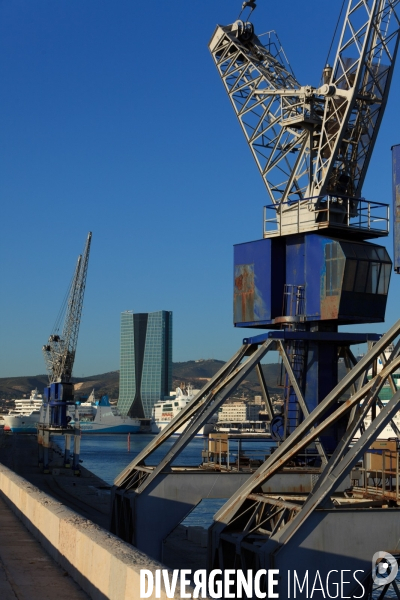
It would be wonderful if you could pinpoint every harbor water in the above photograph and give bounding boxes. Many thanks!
[54,433,275,527]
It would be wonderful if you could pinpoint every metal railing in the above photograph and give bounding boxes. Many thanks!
[281,95,325,127]
[355,448,400,501]
[202,436,271,472]
[263,195,389,237]
[202,435,321,472]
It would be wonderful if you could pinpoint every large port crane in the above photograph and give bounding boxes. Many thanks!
[111,3,400,595]
[208,0,399,447]
[205,1,400,594]
[42,231,92,426]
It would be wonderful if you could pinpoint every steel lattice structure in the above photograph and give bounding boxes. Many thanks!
[42,232,92,383]
[209,0,400,209]
[208,325,400,578]
[209,27,305,205]
[314,0,400,199]
[205,2,400,592]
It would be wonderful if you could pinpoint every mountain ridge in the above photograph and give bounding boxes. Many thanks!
[0,360,284,403]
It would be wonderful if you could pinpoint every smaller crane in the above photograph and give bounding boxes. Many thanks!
[42,231,92,427]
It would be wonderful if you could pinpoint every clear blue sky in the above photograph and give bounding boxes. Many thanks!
[1,1,399,378]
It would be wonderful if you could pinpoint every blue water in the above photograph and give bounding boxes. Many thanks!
[53,433,275,527]
[56,433,275,487]
[74,433,206,484]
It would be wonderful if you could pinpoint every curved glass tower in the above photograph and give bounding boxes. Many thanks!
[117,310,172,419]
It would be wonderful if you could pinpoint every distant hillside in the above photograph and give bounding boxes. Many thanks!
[0,372,120,403]
[0,374,50,401]
[72,371,120,399]
[0,360,285,403]
[0,358,349,408]
[172,359,284,398]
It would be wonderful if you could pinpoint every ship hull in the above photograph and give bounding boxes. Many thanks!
[2,416,38,433]
[151,421,215,436]
[4,411,141,435]
[4,426,37,433]
[79,423,140,434]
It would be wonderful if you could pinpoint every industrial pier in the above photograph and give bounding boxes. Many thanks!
[1,2,400,599]
[0,430,188,600]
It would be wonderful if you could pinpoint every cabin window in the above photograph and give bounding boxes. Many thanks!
[354,261,369,293]
[325,242,345,296]
[343,259,357,291]
[341,242,391,295]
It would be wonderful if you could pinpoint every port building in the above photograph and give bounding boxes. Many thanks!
[218,400,262,422]
[117,310,172,419]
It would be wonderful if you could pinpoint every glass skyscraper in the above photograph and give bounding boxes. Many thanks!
[117,310,172,419]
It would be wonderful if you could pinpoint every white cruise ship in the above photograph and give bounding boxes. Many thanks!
[4,389,140,434]
[3,389,46,433]
[7,388,43,414]
[151,385,217,436]
[4,389,96,433]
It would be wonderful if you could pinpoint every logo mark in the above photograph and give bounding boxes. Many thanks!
[372,552,398,586]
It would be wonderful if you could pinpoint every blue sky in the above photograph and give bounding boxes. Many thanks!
[1,1,399,378]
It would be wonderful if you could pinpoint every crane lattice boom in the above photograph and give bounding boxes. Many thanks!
[314,0,400,199]
[42,232,92,383]
[209,0,400,213]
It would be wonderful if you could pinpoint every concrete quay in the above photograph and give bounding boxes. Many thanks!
[0,494,89,600]
[0,432,110,529]
[0,432,193,599]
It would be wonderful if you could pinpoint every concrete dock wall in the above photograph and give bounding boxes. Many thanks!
[0,464,186,600]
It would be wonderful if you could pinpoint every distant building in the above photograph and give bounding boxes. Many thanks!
[218,401,261,422]
[117,310,172,419]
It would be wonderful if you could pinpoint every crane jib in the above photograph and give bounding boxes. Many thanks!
[42,232,92,427]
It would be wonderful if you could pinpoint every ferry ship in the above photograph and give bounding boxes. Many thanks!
[151,385,217,436]
[78,395,141,434]
[3,389,49,433]
[4,390,96,433]
[4,390,140,434]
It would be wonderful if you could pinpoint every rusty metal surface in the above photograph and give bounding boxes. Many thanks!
[234,264,255,322]
[320,294,340,320]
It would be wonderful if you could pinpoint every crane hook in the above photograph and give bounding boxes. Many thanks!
[238,1,257,21]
